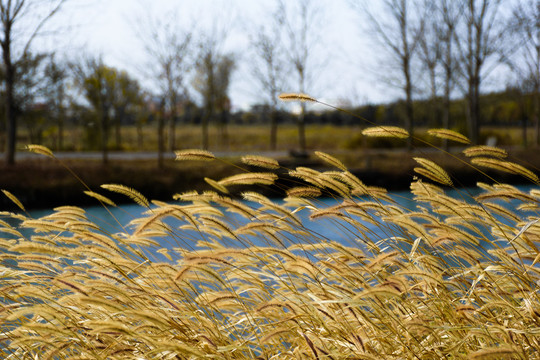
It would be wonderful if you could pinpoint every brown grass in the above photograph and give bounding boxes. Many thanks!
[1,127,539,358]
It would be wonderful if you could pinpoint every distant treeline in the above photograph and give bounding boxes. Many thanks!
[7,87,534,143]
[218,88,534,129]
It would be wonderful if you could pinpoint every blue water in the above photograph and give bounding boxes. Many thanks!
[21,185,536,258]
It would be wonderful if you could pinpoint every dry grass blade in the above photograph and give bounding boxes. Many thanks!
[469,346,522,359]
[101,184,150,207]
[314,151,347,171]
[278,92,316,102]
[427,128,471,144]
[361,126,409,139]
[218,173,278,186]
[413,157,453,186]
[463,145,508,158]
[25,144,54,158]
[1,189,25,211]
[241,155,280,169]
[204,177,229,194]
[471,157,539,183]
[83,191,116,206]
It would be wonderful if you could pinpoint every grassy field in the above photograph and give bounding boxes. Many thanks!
[1,132,539,358]
[12,124,537,152]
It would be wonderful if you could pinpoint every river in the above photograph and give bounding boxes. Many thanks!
[23,184,536,258]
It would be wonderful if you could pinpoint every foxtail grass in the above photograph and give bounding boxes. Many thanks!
[1,100,539,358]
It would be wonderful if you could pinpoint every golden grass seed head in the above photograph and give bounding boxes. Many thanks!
[83,191,116,206]
[218,172,278,186]
[469,346,523,359]
[204,177,229,194]
[278,92,317,102]
[25,144,54,158]
[463,145,508,158]
[174,149,216,161]
[241,155,280,169]
[413,157,453,186]
[427,128,471,144]
[1,189,25,211]
[314,151,347,171]
[101,184,150,207]
[362,126,409,139]
[471,157,539,184]
[286,186,322,198]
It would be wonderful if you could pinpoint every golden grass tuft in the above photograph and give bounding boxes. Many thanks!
[1,141,539,358]
[218,172,278,186]
[278,92,317,102]
[463,145,508,158]
[413,157,453,186]
[83,190,117,206]
[25,144,54,158]
[101,183,150,207]
[314,151,347,171]
[174,148,216,161]
[471,157,539,184]
[1,189,25,211]
[241,155,280,169]
[361,126,409,139]
[427,128,471,144]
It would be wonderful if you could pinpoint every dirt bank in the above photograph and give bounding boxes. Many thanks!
[1,148,538,210]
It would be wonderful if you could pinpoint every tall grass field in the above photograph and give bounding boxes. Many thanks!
[1,96,539,359]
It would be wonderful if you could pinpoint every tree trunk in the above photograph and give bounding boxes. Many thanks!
[270,109,278,151]
[442,41,452,151]
[57,107,64,151]
[442,91,450,151]
[404,61,414,151]
[158,102,165,169]
[114,112,122,150]
[298,102,306,154]
[470,77,481,145]
[137,119,144,150]
[202,108,210,150]
[100,110,109,165]
[3,24,16,166]
[219,110,229,150]
[168,112,176,152]
[534,90,539,147]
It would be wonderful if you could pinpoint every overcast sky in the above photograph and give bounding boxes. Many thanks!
[31,0,514,111]
[32,0,394,111]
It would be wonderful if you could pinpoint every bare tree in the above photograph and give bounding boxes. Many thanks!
[277,0,325,155]
[43,54,69,150]
[0,0,68,165]
[72,56,117,164]
[417,1,441,127]
[112,70,143,150]
[14,52,47,144]
[192,30,234,150]
[249,6,288,151]
[454,0,507,145]
[136,11,192,152]
[350,0,425,150]
[438,0,463,149]
[507,0,539,147]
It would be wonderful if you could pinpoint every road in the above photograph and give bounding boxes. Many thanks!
[10,150,291,161]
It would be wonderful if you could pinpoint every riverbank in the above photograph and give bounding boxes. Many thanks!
[1,147,539,210]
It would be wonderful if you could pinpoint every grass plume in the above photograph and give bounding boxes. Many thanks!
[1,129,539,358]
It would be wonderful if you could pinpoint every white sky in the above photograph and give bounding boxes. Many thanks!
[31,0,394,111]
[30,0,514,112]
